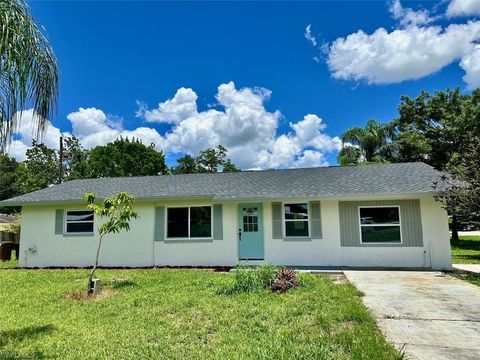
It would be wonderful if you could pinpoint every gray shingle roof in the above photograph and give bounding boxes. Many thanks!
[0,162,444,206]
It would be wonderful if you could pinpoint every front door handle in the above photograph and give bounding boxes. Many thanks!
[238,228,242,241]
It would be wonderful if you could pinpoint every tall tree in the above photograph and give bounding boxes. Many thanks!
[197,145,239,173]
[16,140,58,193]
[171,154,198,174]
[338,119,389,165]
[385,88,480,170]
[0,0,58,151]
[62,136,90,181]
[172,145,239,174]
[0,154,21,213]
[87,138,167,177]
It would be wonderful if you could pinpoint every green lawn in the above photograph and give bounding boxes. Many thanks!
[0,269,402,360]
[451,236,480,264]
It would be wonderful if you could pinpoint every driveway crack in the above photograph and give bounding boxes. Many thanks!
[382,315,480,323]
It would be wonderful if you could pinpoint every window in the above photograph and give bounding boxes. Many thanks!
[359,206,401,244]
[243,207,258,232]
[284,203,309,237]
[65,211,94,234]
[167,206,212,239]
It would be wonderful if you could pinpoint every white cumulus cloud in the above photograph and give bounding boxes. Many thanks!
[327,21,480,87]
[460,44,480,89]
[139,82,341,169]
[388,0,434,26]
[6,82,340,169]
[447,0,480,17]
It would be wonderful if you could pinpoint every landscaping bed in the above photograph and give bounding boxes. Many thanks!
[0,268,401,359]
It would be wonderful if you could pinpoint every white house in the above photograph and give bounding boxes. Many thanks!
[0,162,452,269]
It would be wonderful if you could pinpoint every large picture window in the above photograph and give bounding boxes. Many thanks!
[167,206,212,239]
[284,203,309,237]
[359,206,401,244]
[65,211,94,234]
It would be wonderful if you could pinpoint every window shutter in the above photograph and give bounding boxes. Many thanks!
[213,204,223,240]
[55,209,64,234]
[272,202,283,239]
[309,201,322,239]
[154,206,165,241]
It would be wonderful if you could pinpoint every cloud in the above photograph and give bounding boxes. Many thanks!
[460,44,480,89]
[140,82,341,169]
[7,82,340,169]
[136,87,198,124]
[7,107,164,161]
[326,21,480,87]
[322,0,480,88]
[304,24,318,47]
[388,0,434,26]
[447,0,480,17]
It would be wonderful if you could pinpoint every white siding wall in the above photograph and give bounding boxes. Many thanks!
[18,195,451,269]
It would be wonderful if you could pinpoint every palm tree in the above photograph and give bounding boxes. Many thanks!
[0,0,58,152]
[338,119,389,165]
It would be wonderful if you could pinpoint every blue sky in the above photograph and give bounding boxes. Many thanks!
[9,0,480,168]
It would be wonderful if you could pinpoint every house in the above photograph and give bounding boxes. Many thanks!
[0,162,451,269]
[0,214,19,261]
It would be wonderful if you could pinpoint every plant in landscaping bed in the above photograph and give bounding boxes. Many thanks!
[83,192,139,294]
[218,264,302,295]
[271,267,298,293]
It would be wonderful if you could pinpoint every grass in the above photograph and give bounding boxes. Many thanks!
[0,268,402,360]
[451,271,480,287]
[451,235,480,264]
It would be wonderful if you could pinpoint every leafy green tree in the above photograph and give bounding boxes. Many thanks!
[338,119,389,165]
[385,88,480,170]
[171,154,198,174]
[222,159,239,173]
[0,0,58,151]
[171,145,239,174]
[434,140,480,240]
[83,192,139,294]
[62,136,90,180]
[16,140,58,193]
[86,138,167,177]
[197,145,239,173]
[0,154,21,213]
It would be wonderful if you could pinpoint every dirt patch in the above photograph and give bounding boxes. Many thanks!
[329,274,348,285]
[64,288,117,301]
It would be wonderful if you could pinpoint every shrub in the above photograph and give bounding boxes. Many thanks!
[218,264,278,295]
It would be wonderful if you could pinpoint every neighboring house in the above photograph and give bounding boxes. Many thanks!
[0,162,451,269]
[0,214,19,261]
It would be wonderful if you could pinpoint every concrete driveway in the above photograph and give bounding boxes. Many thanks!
[344,271,480,360]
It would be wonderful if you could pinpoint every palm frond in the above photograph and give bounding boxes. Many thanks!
[0,0,58,151]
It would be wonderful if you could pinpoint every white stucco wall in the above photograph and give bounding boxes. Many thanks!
[18,194,451,269]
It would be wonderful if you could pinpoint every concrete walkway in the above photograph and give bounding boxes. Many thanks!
[453,264,480,273]
[344,271,480,360]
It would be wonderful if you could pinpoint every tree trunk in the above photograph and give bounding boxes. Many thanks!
[88,234,104,293]
[451,215,459,242]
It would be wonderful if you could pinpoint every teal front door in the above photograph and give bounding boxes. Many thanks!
[238,203,264,260]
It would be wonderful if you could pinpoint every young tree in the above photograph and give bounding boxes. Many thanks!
[0,0,58,151]
[83,192,139,294]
